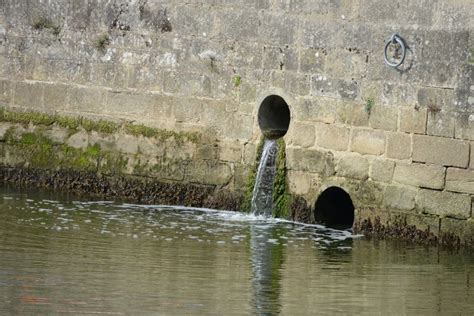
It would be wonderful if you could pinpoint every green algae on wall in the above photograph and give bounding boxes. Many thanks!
[241,137,265,213]
[0,108,200,143]
[4,127,104,171]
[272,138,290,218]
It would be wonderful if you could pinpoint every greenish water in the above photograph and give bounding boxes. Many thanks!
[0,187,473,315]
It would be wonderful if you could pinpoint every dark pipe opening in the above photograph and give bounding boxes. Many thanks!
[258,95,290,139]
[314,187,354,230]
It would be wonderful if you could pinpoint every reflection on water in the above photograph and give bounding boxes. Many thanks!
[0,187,473,315]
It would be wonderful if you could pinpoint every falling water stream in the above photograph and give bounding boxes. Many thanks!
[251,139,278,216]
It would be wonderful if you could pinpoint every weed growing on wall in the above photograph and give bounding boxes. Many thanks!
[364,98,374,116]
[233,75,241,87]
[0,108,200,143]
[95,34,110,53]
[33,17,61,36]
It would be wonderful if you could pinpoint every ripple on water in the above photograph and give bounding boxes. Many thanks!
[1,189,473,315]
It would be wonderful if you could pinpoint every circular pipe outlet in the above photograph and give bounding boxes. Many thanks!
[258,95,290,139]
[314,187,355,230]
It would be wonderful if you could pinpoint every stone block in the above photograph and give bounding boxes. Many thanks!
[299,48,325,74]
[301,20,338,49]
[393,163,445,190]
[243,143,257,165]
[349,103,370,127]
[270,72,310,97]
[70,86,106,114]
[223,114,253,141]
[13,81,43,109]
[335,153,369,180]
[399,107,427,134]
[416,189,471,219]
[316,123,350,151]
[351,129,385,155]
[454,113,474,141]
[186,160,232,186]
[106,91,157,118]
[381,83,417,107]
[87,131,117,153]
[416,31,469,87]
[0,79,10,104]
[150,95,173,120]
[383,185,417,211]
[286,147,334,176]
[219,141,242,163]
[324,48,366,79]
[369,105,398,131]
[288,171,312,195]
[151,158,186,182]
[258,13,298,46]
[217,9,259,42]
[66,131,89,149]
[300,98,348,124]
[471,142,474,169]
[174,97,203,124]
[0,123,10,141]
[262,46,298,71]
[287,121,315,148]
[370,159,395,183]
[446,168,474,194]
[43,126,69,144]
[401,213,441,237]
[417,87,455,111]
[116,134,139,155]
[427,112,455,138]
[440,218,474,248]
[386,132,411,160]
[239,81,257,105]
[311,76,360,101]
[43,83,69,111]
[412,135,470,168]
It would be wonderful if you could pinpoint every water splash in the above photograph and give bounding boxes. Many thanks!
[251,139,278,216]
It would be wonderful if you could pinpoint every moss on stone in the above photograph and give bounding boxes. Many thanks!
[83,119,119,134]
[0,109,56,126]
[124,123,200,143]
[32,16,61,36]
[100,152,129,176]
[0,108,200,143]
[4,130,57,168]
[364,98,374,116]
[272,138,290,218]
[241,137,290,218]
[3,126,105,171]
[241,137,265,212]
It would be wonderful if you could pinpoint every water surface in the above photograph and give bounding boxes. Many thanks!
[0,187,473,315]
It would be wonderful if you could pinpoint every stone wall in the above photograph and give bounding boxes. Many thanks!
[0,0,473,246]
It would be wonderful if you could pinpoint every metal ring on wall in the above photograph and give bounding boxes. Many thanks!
[384,34,406,68]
